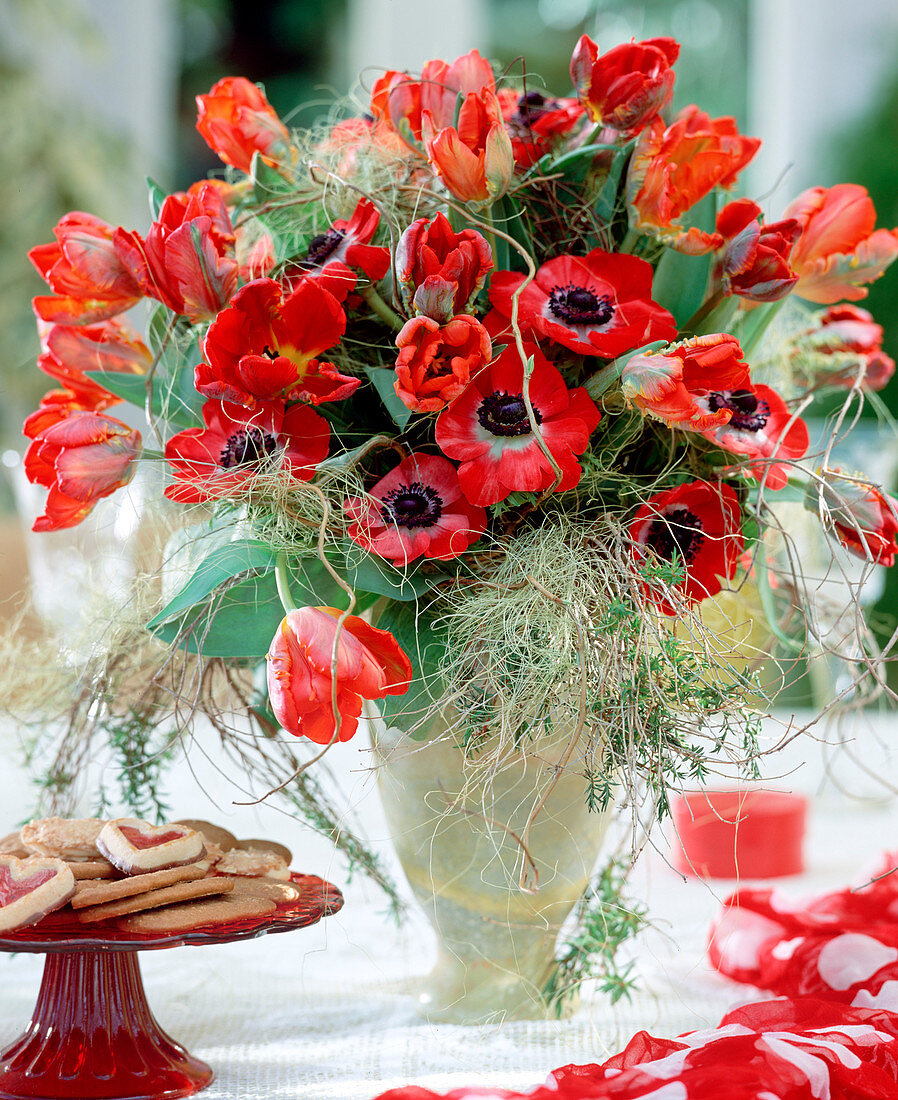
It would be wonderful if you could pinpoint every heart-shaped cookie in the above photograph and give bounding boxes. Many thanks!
[97,819,205,875]
[0,855,76,932]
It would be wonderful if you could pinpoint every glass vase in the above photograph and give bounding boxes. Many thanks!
[370,709,612,1023]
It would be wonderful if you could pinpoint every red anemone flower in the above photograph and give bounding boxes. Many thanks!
[394,314,492,413]
[790,304,895,392]
[196,278,357,407]
[434,344,601,506]
[346,453,487,564]
[29,212,143,325]
[817,470,898,567]
[396,213,493,320]
[497,89,584,168]
[621,333,753,430]
[23,405,141,532]
[422,89,514,204]
[480,307,541,347]
[164,399,329,504]
[781,184,898,304]
[195,76,291,174]
[113,182,238,322]
[267,607,412,744]
[716,199,802,303]
[631,480,744,615]
[489,249,676,358]
[626,106,760,254]
[699,384,809,491]
[294,198,390,302]
[570,35,679,133]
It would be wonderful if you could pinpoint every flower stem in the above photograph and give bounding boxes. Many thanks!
[358,285,404,331]
[479,206,500,270]
[618,228,641,254]
[275,552,297,614]
[682,288,726,334]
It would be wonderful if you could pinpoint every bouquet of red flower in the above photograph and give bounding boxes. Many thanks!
[21,35,898,950]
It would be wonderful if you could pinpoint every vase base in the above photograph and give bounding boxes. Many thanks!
[414,954,576,1024]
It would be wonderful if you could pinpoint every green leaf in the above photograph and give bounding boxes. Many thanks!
[92,303,204,429]
[364,366,413,430]
[489,197,512,273]
[593,145,631,227]
[339,539,445,601]
[493,195,532,271]
[755,551,803,653]
[734,298,787,358]
[149,518,284,658]
[148,524,439,657]
[146,177,167,221]
[85,369,201,430]
[375,600,450,736]
[250,150,292,203]
[650,193,717,327]
[146,301,174,358]
[290,539,445,605]
[85,370,154,412]
[538,142,622,184]
[152,571,284,658]
[147,540,276,628]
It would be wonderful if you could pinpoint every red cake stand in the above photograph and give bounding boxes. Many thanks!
[0,873,343,1100]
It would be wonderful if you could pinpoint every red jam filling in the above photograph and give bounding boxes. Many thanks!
[0,865,55,906]
[119,827,187,850]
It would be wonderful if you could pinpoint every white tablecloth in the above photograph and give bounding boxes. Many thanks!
[1,711,896,1099]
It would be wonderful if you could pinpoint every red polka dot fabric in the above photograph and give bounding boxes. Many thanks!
[372,855,898,1099]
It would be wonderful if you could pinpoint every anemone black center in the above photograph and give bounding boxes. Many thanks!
[645,507,705,564]
[219,427,279,469]
[304,227,345,267]
[548,284,614,327]
[381,482,443,529]
[514,90,553,124]
[477,392,540,437]
[708,389,769,432]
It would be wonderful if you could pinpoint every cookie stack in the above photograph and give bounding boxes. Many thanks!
[0,816,301,934]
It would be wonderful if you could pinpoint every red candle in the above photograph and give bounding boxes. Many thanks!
[672,789,807,879]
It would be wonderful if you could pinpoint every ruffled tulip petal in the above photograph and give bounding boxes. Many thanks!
[266,608,412,743]
[196,76,290,174]
[784,184,898,303]
[23,406,141,532]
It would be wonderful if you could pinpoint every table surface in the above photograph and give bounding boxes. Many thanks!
[0,709,896,1100]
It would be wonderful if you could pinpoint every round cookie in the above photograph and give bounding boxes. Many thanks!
[173,819,239,852]
[76,877,234,924]
[228,877,301,905]
[0,832,29,858]
[66,859,117,880]
[21,817,105,860]
[116,893,276,933]
[233,838,292,865]
[214,848,290,881]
